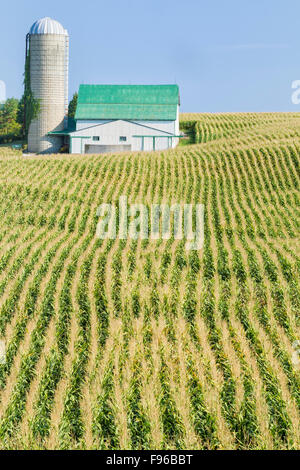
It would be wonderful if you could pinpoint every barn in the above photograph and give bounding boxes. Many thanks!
[50,84,181,154]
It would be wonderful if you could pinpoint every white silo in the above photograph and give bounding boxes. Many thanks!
[27,17,69,153]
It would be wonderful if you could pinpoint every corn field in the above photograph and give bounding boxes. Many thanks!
[0,112,299,450]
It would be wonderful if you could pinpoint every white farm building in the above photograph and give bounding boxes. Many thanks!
[49,84,181,154]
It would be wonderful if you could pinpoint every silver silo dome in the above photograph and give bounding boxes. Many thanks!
[27,17,69,154]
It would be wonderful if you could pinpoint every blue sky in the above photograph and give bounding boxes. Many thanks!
[1,0,300,112]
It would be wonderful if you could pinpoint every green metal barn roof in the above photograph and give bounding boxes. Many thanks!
[75,84,179,121]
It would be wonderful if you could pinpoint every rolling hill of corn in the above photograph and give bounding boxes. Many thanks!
[0,112,299,450]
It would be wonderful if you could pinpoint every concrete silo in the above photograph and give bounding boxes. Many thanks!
[27,17,69,153]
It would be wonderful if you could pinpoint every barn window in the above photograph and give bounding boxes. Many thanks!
[119,136,127,142]
[93,136,100,141]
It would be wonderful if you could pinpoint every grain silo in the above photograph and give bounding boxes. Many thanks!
[27,17,69,153]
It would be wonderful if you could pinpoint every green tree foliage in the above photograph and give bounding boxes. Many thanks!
[0,98,22,143]
[68,92,78,119]
[19,51,40,140]
[17,95,25,127]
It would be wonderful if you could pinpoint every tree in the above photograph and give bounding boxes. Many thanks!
[17,95,25,126]
[0,98,22,142]
[19,51,40,140]
[68,92,78,119]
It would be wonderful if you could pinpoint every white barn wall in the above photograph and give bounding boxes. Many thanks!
[76,119,177,135]
[134,120,176,134]
[70,119,178,153]
[76,120,111,130]
[175,105,180,134]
